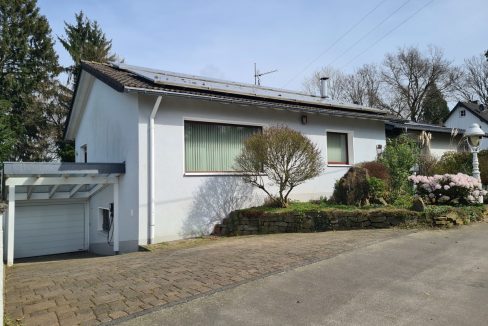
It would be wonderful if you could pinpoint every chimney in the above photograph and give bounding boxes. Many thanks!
[319,77,329,99]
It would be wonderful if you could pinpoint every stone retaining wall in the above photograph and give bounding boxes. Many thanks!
[215,208,420,236]
[213,206,487,236]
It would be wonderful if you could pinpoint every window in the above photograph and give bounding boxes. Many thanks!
[327,132,349,164]
[81,144,87,163]
[184,121,261,172]
[460,110,466,117]
[98,208,111,233]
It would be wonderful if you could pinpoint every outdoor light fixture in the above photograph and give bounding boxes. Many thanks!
[464,123,485,182]
[301,115,308,125]
[376,144,383,156]
[465,123,484,149]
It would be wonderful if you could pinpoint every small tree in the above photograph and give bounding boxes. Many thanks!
[235,126,324,208]
[380,134,420,199]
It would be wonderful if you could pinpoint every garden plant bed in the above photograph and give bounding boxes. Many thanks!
[214,203,487,236]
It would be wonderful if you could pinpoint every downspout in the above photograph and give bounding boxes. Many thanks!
[148,95,163,244]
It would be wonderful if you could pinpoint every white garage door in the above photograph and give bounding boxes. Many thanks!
[15,203,86,258]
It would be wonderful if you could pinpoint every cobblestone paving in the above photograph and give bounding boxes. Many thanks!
[6,229,412,325]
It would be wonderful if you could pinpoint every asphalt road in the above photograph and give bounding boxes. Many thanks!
[119,223,488,326]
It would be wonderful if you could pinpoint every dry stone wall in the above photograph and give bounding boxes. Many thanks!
[216,209,420,236]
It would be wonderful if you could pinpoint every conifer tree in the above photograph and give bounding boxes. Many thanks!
[58,11,117,87]
[0,0,60,161]
[421,84,449,125]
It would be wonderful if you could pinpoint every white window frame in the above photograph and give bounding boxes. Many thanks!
[182,117,266,176]
[325,129,354,167]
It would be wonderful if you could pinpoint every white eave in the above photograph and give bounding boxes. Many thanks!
[65,71,95,140]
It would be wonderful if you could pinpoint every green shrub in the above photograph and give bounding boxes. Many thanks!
[433,151,471,175]
[434,150,487,185]
[424,205,485,223]
[392,193,415,209]
[380,135,420,199]
[368,177,387,200]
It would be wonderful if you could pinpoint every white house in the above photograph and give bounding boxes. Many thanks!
[444,101,488,150]
[2,62,390,264]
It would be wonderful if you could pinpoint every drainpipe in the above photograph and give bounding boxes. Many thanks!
[148,95,162,244]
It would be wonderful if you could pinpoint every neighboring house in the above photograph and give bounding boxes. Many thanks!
[2,62,390,263]
[385,120,463,158]
[444,101,488,150]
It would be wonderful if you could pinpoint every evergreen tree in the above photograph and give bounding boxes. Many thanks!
[421,84,450,125]
[0,100,16,163]
[0,0,60,161]
[58,11,117,86]
[43,81,75,161]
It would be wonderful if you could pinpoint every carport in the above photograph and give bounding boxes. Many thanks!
[2,162,125,265]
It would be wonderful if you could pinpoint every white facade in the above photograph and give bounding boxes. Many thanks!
[68,70,386,248]
[74,77,140,253]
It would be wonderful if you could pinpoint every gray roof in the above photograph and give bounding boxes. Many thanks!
[386,121,464,135]
[78,61,392,122]
[3,162,125,176]
[114,63,386,115]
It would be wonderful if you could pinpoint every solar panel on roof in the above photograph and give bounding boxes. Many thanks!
[112,63,386,115]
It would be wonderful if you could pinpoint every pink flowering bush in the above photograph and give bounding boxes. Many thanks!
[409,173,487,205]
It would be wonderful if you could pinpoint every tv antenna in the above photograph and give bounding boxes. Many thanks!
[254,63,277,86]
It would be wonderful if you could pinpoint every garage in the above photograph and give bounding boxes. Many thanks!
[2,162,125,265]
[14,203,86,258]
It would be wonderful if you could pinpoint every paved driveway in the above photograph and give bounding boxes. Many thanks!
[121,222,488,326]
[6,229,410,325]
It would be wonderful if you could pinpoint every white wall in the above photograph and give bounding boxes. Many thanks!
[138,95,386,243]
[445,107,488,150]
[75,77,140,252]
[405,131,461,158]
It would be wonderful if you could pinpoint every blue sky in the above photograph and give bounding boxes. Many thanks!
[38,0,487,92]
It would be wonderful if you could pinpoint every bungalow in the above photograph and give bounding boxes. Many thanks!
[2,62,390,264]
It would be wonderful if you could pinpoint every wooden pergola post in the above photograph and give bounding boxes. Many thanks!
[7,185,15,266]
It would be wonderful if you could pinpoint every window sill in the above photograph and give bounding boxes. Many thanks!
[184,172,266,177]
[327,164,352,168]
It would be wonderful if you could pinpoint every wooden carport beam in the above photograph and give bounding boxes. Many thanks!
[5,176,118,186]
[87,184,105,197]
[69,184,84,198]
[26,186,34,200]
[48,185,59,198]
